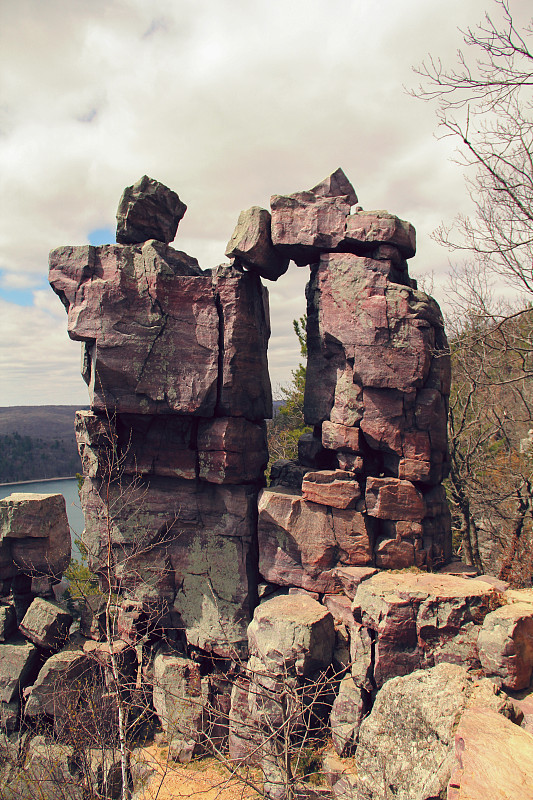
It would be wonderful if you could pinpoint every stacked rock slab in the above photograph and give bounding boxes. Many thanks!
[49,176,271,657]
[258,169,452,590]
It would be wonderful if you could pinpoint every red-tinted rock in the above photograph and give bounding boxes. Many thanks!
[225,206,289,281]
[248,593,335,676]
[257,488,373,593]
[213,265,272,420]
[322,421,362,453]
[304,252,448,428]
[311,168,358,206]
[116,175,186,245]
[343,210,416,258]
[271,192,351,266]
[365,477,425,521]
[448,708,533,800]
[50,241,219,415]
[323,594,354,628]
[197,418,267,484]
[0,492,71,580]
[301,470,361,509]
[477,602,533,690]
[374,536,416,568]
[330,675,365,756]
[333,566,377,600]
[353,572,502,687]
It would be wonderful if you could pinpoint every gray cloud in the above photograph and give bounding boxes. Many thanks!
[1,0,529,404]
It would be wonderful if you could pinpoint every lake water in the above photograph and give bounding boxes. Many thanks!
[0,477,84,560]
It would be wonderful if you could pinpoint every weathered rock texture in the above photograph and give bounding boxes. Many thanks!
[49,177,273,658]
[1,169,530,798]
[259,170,452,586]
[0,493,71,582]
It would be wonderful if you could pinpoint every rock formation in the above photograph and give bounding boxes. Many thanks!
[2,170,532,800]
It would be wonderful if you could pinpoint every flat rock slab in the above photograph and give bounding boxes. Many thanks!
[448,708,533,800]
[19,598,72,651]
[302,470,361,509]
[248,593,335,676]
[477,602,533,690]
[353,572,502,686]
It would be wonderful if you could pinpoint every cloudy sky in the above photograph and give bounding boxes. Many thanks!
[1,0,530,407]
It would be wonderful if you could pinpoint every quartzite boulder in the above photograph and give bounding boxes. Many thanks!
[197,417,268,483]
[477,602,533,690]
[213,265,272,421]
[24,647,93,720]
[19,598,72,651]
[0,637,39,704]
[447,708,533,800]
[225,206,289,281]
[248,594,335,676]
[352,572,502,687]
[330,674,366,756]
[152,651,209,757]
[301,470,361,509]
[116,175,187,245]
[354,663,518,800]
[0,493,71,580]
[258,487,373,593]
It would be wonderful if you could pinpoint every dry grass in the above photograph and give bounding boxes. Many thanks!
[133,746,262,800]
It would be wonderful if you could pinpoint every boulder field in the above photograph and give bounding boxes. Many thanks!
[0,171,532,799]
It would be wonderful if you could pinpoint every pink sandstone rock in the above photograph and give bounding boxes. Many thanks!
[270,191,351,266]
[323,594,354,628]
[448,708,533,800]
[477,602,533,690]
[50,241,219,415]
[352,572,503,686]
[310,167,358,206]
[344,210,416,258]
[116,175,187,245]
[321,421,362,453]
[332,566,378,599]
[213,265,272,421]
[365,476,426,520]
[301,470,361,509]
[257,487,373,593]
[197,417,268,484]
[0,493,71,581]
[248,593,335,676]
[80,475,259,656]
[225,206,289,280]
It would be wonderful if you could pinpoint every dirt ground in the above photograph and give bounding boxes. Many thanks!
[133,747,262,800]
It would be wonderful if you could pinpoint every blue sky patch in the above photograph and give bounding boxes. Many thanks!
[88,227,115,246]
[0,285,36,306]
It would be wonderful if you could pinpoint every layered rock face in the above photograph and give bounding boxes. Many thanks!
[47,170,453,658]
[260,170,452,588]
[49,177,271,656]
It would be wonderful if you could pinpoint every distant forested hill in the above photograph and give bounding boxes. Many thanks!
[0,406,85,483]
